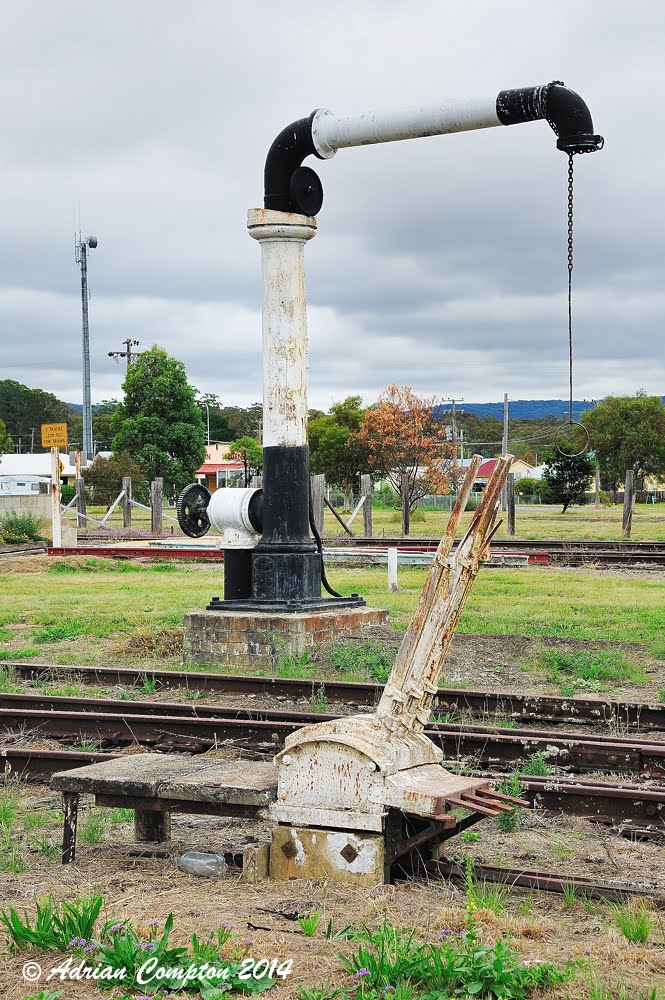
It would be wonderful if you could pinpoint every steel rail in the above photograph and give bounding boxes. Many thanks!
[2,747,664,833]
[7,662,665,730]
[428,859,665,906]
[2,695,665,775]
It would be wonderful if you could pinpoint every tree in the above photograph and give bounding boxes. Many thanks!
[357,385,453,510]
[228,437,263,486]
[0,379,76,450]
[583,393,665,498]
[540,445,593,513]
[83,453,149,505]
[110,346,206,498]
[308,396,369,506]
[0,417,13,456]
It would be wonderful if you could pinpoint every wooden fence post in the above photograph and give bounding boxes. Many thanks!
[361,474,372,538]
[310,474,324,535]
[622,470,635,539]
[401,473,410,536]
[75,477,87,531]
[151,478,163,534]
[122,477,132,529]
[506,473,515,538]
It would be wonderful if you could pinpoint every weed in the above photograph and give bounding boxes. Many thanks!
[74,737,103,752]
[108,807,134,824]
[495,771,523,832]
[0,647,41,661]
[467,877,509,916]
[658,690,665,704]
[520,894,534,918]
[459,830,481,844]
[296,982,340,1000]
[0,627,13,641]
[521,751,552,777]
[0,894,104,951]
[79,813,105,845]
[184,688,207,701]
[33,618,85,644]
[329,639,395,683]
[297,910,322,937]
[21,991,63,1000]
[562,882,576,908]
[582,895,596,914]
[135,675,158,695]
[612,901,653,943]
[0,783,22,830]
[275,649,312,678]
[0,664,20,693]
[586,981,659,1000]
[551,840,572,862]
[309,684,328,714]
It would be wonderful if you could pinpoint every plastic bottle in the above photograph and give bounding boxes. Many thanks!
[177,850,227,877]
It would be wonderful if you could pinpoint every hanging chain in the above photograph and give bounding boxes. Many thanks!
[567,152,574,427]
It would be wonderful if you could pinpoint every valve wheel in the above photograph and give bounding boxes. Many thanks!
[176,483,211,538]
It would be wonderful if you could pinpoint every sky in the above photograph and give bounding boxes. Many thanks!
[1,1,663,417]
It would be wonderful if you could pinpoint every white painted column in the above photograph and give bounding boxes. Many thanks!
[247,209,317,447]
[51,447,62,547]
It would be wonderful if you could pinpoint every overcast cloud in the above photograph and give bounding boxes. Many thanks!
[1,1,663,418]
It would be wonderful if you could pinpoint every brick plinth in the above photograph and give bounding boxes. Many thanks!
[183,607,389,669]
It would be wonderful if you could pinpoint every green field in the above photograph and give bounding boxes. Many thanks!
[0,560,663,670]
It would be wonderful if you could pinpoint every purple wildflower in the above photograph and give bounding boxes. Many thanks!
[383,989,396,994]
[142,942,156,952]
[584,948,591,955]
[355,968,370,979]
[149,919,160,927]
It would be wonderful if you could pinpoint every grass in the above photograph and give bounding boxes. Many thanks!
[612,901,654,943]
[79,813,105,845]
[329,638,394,682]
[522,648,647,693]
[494,772,523,832]
[0,556,663,670]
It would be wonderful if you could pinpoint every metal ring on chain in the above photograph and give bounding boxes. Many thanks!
[554,421,590,458]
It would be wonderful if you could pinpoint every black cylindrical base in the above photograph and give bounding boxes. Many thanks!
[222,549,253,601]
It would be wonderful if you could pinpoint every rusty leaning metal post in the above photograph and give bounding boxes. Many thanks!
[507,473,516,537]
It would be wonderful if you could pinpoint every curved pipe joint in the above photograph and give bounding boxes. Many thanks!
[496,83,604,154]
[264,112,324,215]
[263,82,603,215]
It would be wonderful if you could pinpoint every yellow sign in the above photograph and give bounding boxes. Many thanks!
[41,423,68,448]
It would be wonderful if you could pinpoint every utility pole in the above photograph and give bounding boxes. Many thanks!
[108,338,141,371]
[30,428,36,453]
[75,233,98,464]
[501,393,509,511]
[441,396,464,490]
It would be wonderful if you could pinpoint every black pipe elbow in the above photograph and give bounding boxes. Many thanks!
[496,83,604,154]
[263,111,324,215]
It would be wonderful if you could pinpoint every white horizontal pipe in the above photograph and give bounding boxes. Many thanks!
[311,97,501,158]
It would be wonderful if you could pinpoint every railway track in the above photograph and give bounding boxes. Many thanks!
[8,661,665,730]
[339,537,665,567]
[46,537,665,566]
[3,744,664,838]
[1,691,665,775]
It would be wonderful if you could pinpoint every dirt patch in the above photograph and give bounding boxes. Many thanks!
[1,788,664,999]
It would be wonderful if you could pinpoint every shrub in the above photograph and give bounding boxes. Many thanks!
[0,511,46,544]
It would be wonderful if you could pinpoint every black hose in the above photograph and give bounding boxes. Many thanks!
[308,482,344,598]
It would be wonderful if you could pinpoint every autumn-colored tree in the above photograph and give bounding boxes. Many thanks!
[357,385,453,511]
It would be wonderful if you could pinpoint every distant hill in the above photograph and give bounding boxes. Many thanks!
[436,398,665,421]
